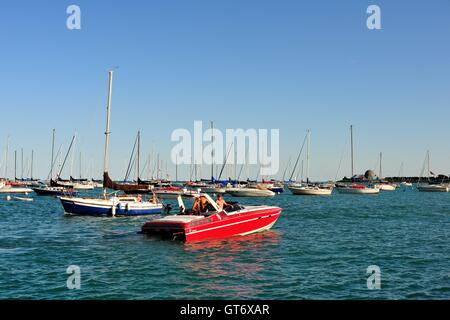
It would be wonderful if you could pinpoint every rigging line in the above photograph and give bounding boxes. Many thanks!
[139,154,150,178]
[334,134,349,182]
[47,144,63,180]
[289,132,308,181]
[418,151,428,184]
[218,142,234,181]
[124,133,138,181]
[57,135,76,178]
[282,156,291,182]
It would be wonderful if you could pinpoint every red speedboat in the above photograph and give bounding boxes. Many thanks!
[140,194,282,242]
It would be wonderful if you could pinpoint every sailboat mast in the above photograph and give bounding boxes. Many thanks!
[234,149,237,182]
[70,135,76,178]
[79,151,82,180]
[103,70,113,194]
[4,135,9,179]
[21,148,23,180]
[306,129,310,183]
[137,130,140,181]
[31,150,34,180]
[157,153,160,180]
[51,129,55,181]
[175,155,178,182]
[379,152,382,179]
[211,121,214,181]
[14,150,17,180]
[427,150,430,179]
[350,125,354,177]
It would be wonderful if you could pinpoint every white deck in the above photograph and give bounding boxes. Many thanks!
[155,215,205,223]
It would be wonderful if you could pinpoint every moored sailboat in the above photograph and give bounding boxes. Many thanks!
[288,129,333,196]
[33,129,77,196]
[226,186,276,197]
[417,150,449,192]
[59,71,162,216]
[335,125,380,195]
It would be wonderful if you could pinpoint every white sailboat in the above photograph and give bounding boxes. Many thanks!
[336,125,380,195]
[72,152,95,190]
[288,130,332,196]
[417,150,449,192]
[377,152,397,191]
[226,186,276,197]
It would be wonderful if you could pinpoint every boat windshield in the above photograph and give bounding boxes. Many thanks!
[176,194,221,216]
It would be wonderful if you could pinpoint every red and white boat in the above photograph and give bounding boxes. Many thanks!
[153,186,200,199]
[140,193,282,242]
[336,183,380,194]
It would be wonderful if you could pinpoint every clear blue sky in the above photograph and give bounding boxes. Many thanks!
[0,0,449,180]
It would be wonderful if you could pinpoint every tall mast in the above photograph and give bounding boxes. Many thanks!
[211,121,214,181]
[70,135,76,178]
[21,148,23,180]
[379,152,382,179]
[137,130,140,181]
[31,150,34,180]
[350,125,354,177]
[427,150,430,179]
[4,135,9,179]
[79,151,82,180]
[103,71,113,195]
[175,155,178,182]
[14,150,17,180]
[234,149,237,182]
[157,153,160,180]
[306,129,310,183]
[51,129,55,181]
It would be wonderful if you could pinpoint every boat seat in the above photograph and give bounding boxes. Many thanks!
[224,203,245,213]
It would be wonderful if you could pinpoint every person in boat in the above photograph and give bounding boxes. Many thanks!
[137,194,142,202]
[151,192,157,204]
[215,195,229,210]
[192,196,209,214]
[199,196,209,213]
[192,197,202,214]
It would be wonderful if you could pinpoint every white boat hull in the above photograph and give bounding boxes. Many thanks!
[226,188,276,197]
[417,184,449,192]
[337,187,380,194]
[73,183,95,190]
[0,187,34,194]
[379,184,396,191]
[289,186,332,195]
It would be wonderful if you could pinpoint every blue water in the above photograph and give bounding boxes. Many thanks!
[0,188,449,299]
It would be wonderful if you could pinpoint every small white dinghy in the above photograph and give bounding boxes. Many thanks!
[5,195,34,201]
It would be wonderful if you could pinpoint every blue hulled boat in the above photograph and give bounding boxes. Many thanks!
[60,195,162,216]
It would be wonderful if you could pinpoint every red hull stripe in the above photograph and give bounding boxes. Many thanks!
[186,213,280,236]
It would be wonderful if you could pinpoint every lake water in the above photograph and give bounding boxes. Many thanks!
[0,187,448,299]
